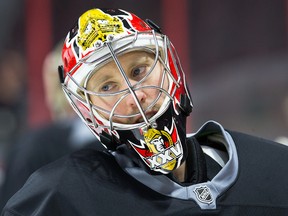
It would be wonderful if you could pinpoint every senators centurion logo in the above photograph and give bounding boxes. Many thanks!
[128,120,183,174]
[77,9,125,52]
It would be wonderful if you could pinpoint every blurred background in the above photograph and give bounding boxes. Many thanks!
[1,0,288,184]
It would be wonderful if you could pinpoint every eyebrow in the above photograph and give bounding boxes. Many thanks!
[126,53,153,68]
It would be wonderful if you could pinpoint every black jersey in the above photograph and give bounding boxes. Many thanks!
[2,121,288,215]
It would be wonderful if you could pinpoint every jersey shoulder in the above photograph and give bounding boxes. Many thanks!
[222,130,288,208]
[2,149,120,215]
[229,130,288,157]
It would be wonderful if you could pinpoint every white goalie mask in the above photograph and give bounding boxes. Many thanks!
[59,8,193,174]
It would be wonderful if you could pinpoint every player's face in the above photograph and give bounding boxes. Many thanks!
[87,51,169,124]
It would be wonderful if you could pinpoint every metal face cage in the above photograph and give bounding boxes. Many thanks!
[62,30,181,133]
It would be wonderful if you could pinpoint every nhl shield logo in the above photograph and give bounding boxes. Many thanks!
[193,185,213,204]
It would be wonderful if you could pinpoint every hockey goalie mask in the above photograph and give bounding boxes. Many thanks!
[60,8,193,174]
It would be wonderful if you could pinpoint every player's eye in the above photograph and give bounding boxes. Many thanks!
[99,82,117,92]
[131,66,147,80]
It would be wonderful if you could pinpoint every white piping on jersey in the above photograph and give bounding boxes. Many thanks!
[202,145,227,167]
[201,134,229,167]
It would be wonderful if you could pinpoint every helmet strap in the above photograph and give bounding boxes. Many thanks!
[58,65,65,83]
[179,94,193,116]
[145,19,162,34]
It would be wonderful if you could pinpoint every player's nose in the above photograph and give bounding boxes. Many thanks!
[125,89,147,108]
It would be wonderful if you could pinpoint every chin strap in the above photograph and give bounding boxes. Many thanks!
[99,130,119,151]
